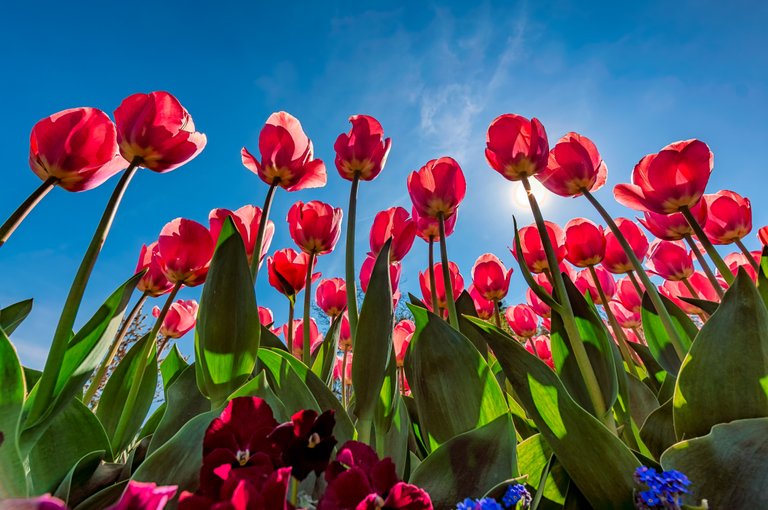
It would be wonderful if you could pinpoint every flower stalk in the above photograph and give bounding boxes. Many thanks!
[0,177,58,247]
[250,182,277,280]
[345,176,360,347]
[437,213,459,329]
[303,252,317,365]
[680,205,734,284]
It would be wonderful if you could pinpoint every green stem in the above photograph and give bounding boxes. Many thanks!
[493,300,502,328]
[680,205,734,284]
[250,183,277,280]
[345,176,360,347]
[735,238,759,271]
[84,292,148,407]
[427,237,439,314]
[303,252,316,365]
[286,299,295,354]
[523,178,611,425]
[683,234,724,298]
[0,177,58,247]
[627,270,645,298]
[27,163,139,426]
[112,281,181,450]
[437,213,459,329]
[582,188,686,360]
[341,348,349,409]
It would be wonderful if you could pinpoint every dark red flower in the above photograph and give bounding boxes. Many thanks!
[268,409,337,481]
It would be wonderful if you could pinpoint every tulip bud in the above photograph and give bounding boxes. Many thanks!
[287,201,343,255]
[646,240,694,281]
[564,218,606,267]
[316,278,347,318]
[419,261,464,313]
[334,115,391,181]
[408,157,466,220]
[156,218,215,287]
[505,304,539,338]
[537,132,607,196]
[702,190,752,244]
[471,253,513,301]
[153,299,198,339]
[209,205,274,267]
[485,114,549,181]
[601,218,649,274]
[393,320,415,368]
[267,248,317,298]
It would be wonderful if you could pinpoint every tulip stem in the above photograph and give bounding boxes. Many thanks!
[588,266,639,378]
[683,234,725,298]
[113,281,181,451]
[427,237,439,314]
[627,270,644,299]
[251,183,277,281]
[345,176,360,347]
[341,349,349,409]
[582,189,687,360]
[493,301,502,328]
[437,213,459,330]
[303,252,316,365]
[0,176,58,247]
[25,163,139,428]
[680,205,735,284]
[84,291,149,407]
[681,277,709,323]
[286,299,295,354]
[523,178,612,427]
[735,239,759,271]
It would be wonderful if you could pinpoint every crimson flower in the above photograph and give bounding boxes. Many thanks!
[369,207,417,262]
[316,278,347,318]
[412,207,457,242]
[209,205,275,267]
[758,226,768,245]
[471,253,513,301]
[288,201,343,255]
[600,218,649,274]
[469,285,496,320]
[484,114,549,181]
[536,132,607,196]
[269,409,337,481]
[393,320,416,367]
[645,240,694,281]
[334,115,392,181]
[135,242,173,297]
[408,157,466,220]
[638,202,707,241]
[511,222,566,274]
[574,267,615,305]
[564,218,605,267]
[702,190,752,244]
[157,218,215,287]
[526,336,554,369]
[258,306,275,327]
[152,299,198,339]
[660,271,721,314]
[282,319,323,359]
[505,304,538,338]
[419,261,464,313]
[616,276,643,313]
[267,248,318,298]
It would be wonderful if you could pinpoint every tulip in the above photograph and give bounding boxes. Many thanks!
[209,205,275,267]
[316,277,347,318]
[614,139,713,214]
[1,107,125,246]
[283,318,323,360]
[661,271,721,316]
[469,285,496,321]
[153,299,198,342]
[484,113,549,181]
[471,253,513,301]
[564,218,606,267]
[526,335,554,369]
[505,304,539,338]
[609,301,641,329]
[512,222,566,274]
[156,218,214,287]
[109,481,177,510]
[616,276,643,313]
[574,267,616,305]
[419,261,464,315]
[759,226,768,245]
[601,218,649,274]
[537,132,607,196]
[408,157,466,220]
[136,242,173,297]
[287,201,343,256]
[703,190,752,244]
[526,286,551,318]
[638,202,707,241]
[393,320,416,368]
[338,313,352,351]
[335,350,353,406]
[114,91,206,172]
[369,207,416,262]
[413,207,457,242]
[360,252,402,296]
[258,306,274,327]
[646,240,694,281]
[723,251,761,282]
[334,115,392,181]
[624,328,644,345]
[267,248,318,353]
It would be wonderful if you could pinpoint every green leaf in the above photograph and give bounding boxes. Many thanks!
[28,399,111,494]
[466,318,640,509]
[628,342,667,391]
[195,217,260,408]
[409,414,516,508]
[311,312,342,385]
[374,347,398,436]
[640,293,696,375]
[96,333,158,454]
[259,324,289,352]
[0,299,33,335]
[160,344,188,391]
[626,373,659,431]
[228,371,288,422]
[516,434,569,507]
[455,290,489,358]
[757,245,768,308]
[72,480,127,510]
[353,240,394,425]
[404,305,507,450]
[679,296,719,315]
[639,399,676,460]
[376,394,411,478]
[0,327,27,498]
[673,270,768,439]
[661,417,768,509]
[52,450,105,505]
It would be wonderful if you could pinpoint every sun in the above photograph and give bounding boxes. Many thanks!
[511,179,549,210]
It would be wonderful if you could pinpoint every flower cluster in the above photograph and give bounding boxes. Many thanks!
[456,483,531,510]
[633,466,691,510]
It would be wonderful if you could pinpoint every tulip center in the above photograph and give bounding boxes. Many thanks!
[307,432,321,448]
[342,159,374,179]
[264,165,294,186]
[504,158,538,180]
[236,449,250,466]
[372,495,386,508]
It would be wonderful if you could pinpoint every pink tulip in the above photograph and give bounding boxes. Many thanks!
[283,319,322,359]
[646,240,694,281]
[419,261,464,312]
[393,320,416,367]
[526,335,554,369]
[338,313,352,351]
[616,276,643,313]
[601,218,649,274]
[135,242,173,297]
[360,252,402,296]
[702,190,752,245]
[267,248,318,298]
[258,306,274,327]
[208,205,274,267]
[469,285,496,320]
[758,226,768,245]
[109,480,177,510]
[511,222,566,274]
[485,114,549,180]
[608,301,641,328]
[526,285,551,318]
[624,328,643,345]
[157,218,214,287]
[660,271,720,314]
[152,299,198,339]
[638,201,707,241]
[564,218,606,267]
[471,253,513,301]
[334,115,391,181]
[723,251,761,282]
[537,132,607,196]
[0,494,67,509]
[369,207,416,262]
[287,200,343,255]
[505,304,539,338]
[412,207,457,242]
[408,157,466,220]
[334,353,353,386]
[316,278,347,317]
[574,267,615,305]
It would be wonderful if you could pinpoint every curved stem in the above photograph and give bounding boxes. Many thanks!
[735,238,759,271]
[627,270,645,298]
[681,277,708,323]
[345,176,360,347]
[341,349,349,409]
[631,326,645,345]
[683,234,724,298]
[84,292,148,407]
[303,252,317,365]
[0,177,58,247]
[427,237,439,314]
[286,299,295,354]
[437,213,459,329]
[27,163,139,426]
[680,206,734,284]
[250,183,277,280]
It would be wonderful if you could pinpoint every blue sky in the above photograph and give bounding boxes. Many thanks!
[2,0,767,368]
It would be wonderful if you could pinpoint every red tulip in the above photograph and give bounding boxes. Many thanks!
[608,301,641,328]
[526,335,554,369]
[241,111,327,191]
[564,218,606,267]
[209,205,275,267]
[616,276,643,313]
[29,107,125,191]
[258,306,274,327]
[152,299,198,339]
[393,320,415,367]
[484,114,549,181]
[660,271,720,314]
[505,304,539,338]
[283,319,322,359]
[638,201,707,241]
[574,267,615,305]
[408,157,466,219]
[316,277,347,317]
[614,139,713,214]
[645,240,694,281]
[512,221,566,274]
[369,207,416,262]
[135,242,173,297]
[469,285,495,320]
[702,190,752,244]
[359,252,402,295]
[723,251,761,282]
[109,481,177,510]
[537,132,607,196]
[338,313,352,351]
[412,207,457,242]
[334,353,353,386]
[601,218,649,274]
[758,226,768,245]
[157,218,214,287]
[287,200,343,256]
[114,91,206,172]
[267,248,317,297]
[526,285,551,318]
[471,253,513,301]
[419,261,464,312]
[334,115,392,181]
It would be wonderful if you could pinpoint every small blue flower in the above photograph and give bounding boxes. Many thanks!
[456,497,504,510]
[502,484,531,508]
[633,466,692,510]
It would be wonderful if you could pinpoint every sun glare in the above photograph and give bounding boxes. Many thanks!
[511,179,549,210]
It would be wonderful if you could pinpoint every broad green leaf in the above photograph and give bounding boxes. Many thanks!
[455,290,489,358]
[52,450,105,505]
[404,305,507,450]
[311,312,342,385]
[23,366,42,392]
[410,414,516,508]
[96,333,158,454]
[0,299,33,335]
[639,399,676,460]
[259,324,288,352]
[228,371,288,422]
[679,296,719,315]
[467,318,639,509]
[673,270,768,439]
[138,403,165,440]
[626,373,659,431]
[628,342,666,390]
[195,217,260,408]
[661,417,768,509]
[376,394,410,478]
[640,293,696,375]
[28,399,111,494]
[72,480,128,510]
[0,327,27,498]
[757,246,768,308]
[516,434,569,507]
[353,240,394,426]
[160,344,188,391]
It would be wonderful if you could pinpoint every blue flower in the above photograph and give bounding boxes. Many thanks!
[502,484,531,508]
[633,466,692,510]
[456,497,504,510]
